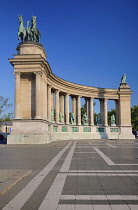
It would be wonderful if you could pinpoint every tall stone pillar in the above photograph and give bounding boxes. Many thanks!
[34,71,41,119]
[118,83,134,139]
[72,96,77,123]
[45,82,48,120]
[85,98,89,123]
[90,97,94,125]
[47,85,51,121]
[59,94,64,115]
[118,84,132,126]
[104,99,108,126]
[77,96,81,125]
[56,90,59,123]
[100,99,108,126]
[14,72,21,119]
[65,93,69,124]
[115,100,119,126]
[100,99,104,125]
[51,90,54,110]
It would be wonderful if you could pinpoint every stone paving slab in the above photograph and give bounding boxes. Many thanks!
[0,169,32,195]
[0,140,138,209]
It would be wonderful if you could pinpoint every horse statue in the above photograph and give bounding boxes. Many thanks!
[30,16,41,43]
[18,15,26,42]
[25,21,32,41]
[17,15,41,43]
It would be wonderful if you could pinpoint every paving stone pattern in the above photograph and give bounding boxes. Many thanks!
[0,139,138,209]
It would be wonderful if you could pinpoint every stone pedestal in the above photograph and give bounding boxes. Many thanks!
[118,83,134,139]
[16,41,47,58]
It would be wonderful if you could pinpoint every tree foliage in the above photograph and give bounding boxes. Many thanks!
[107,109,116,125]
[131,105,138,131]
[0,96,13,122]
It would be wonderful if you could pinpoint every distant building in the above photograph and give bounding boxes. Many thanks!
[0,121,12,133]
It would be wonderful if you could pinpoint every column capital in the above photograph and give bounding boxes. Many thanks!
[13,71,21,76]
[47,85,52,90]
[99,98,108,101]
[55,89,60,93]
[104,98,108,101]
[71,95,77,99]
[34,71,42,75]
[77,95,81,98]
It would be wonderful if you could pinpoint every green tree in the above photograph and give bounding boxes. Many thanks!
[0,96,13,123]
[107,109,116,125]
[131,105,138,131]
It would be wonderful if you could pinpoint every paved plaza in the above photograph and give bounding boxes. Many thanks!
[0,139,138,209]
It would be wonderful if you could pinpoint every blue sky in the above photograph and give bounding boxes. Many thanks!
[0,0,138,115]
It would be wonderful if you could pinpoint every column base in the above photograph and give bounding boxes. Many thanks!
[34,116,41,119]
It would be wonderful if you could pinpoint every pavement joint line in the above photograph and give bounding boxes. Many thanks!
[116,164,138,165]
[68,170,138,173]
[38,142,76,210]
[60,172,138,176]
[93,146,138,165]
[93,147,116,165]
[74,152,97,153]
[57,204,138,210]
[57,204,94,210]
[1,142,72,210]
[60,195,138,200]
[106,143,117,148]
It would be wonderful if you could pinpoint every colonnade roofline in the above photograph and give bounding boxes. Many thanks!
[9,50,133,100]
[46,65,121,99]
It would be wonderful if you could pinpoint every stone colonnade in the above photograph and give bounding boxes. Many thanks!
[13,71,122,127]
[8,41,134,144]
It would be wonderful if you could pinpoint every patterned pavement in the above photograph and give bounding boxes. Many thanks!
[0,139,138,209]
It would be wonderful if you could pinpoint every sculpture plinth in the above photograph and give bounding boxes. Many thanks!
[16,41,47,59]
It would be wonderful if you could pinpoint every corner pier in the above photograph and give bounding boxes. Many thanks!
[8,41,135,144]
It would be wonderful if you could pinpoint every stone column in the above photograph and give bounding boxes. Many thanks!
[51,90,54,110]
[34,71,41,119]
[45,82,48,119]
[115,100,119,126]
[14,72,21,119]
[72,96,77,123]
[60,94,64,115]
[65,93,69,124]
[77,96,81,125]
[90,97,94,125]
[100,99,108,126]
[85,98,89,124]
[47,85,51,121]
[100,99,104,125]
[104,99,108,126]
[56,90,59,124]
